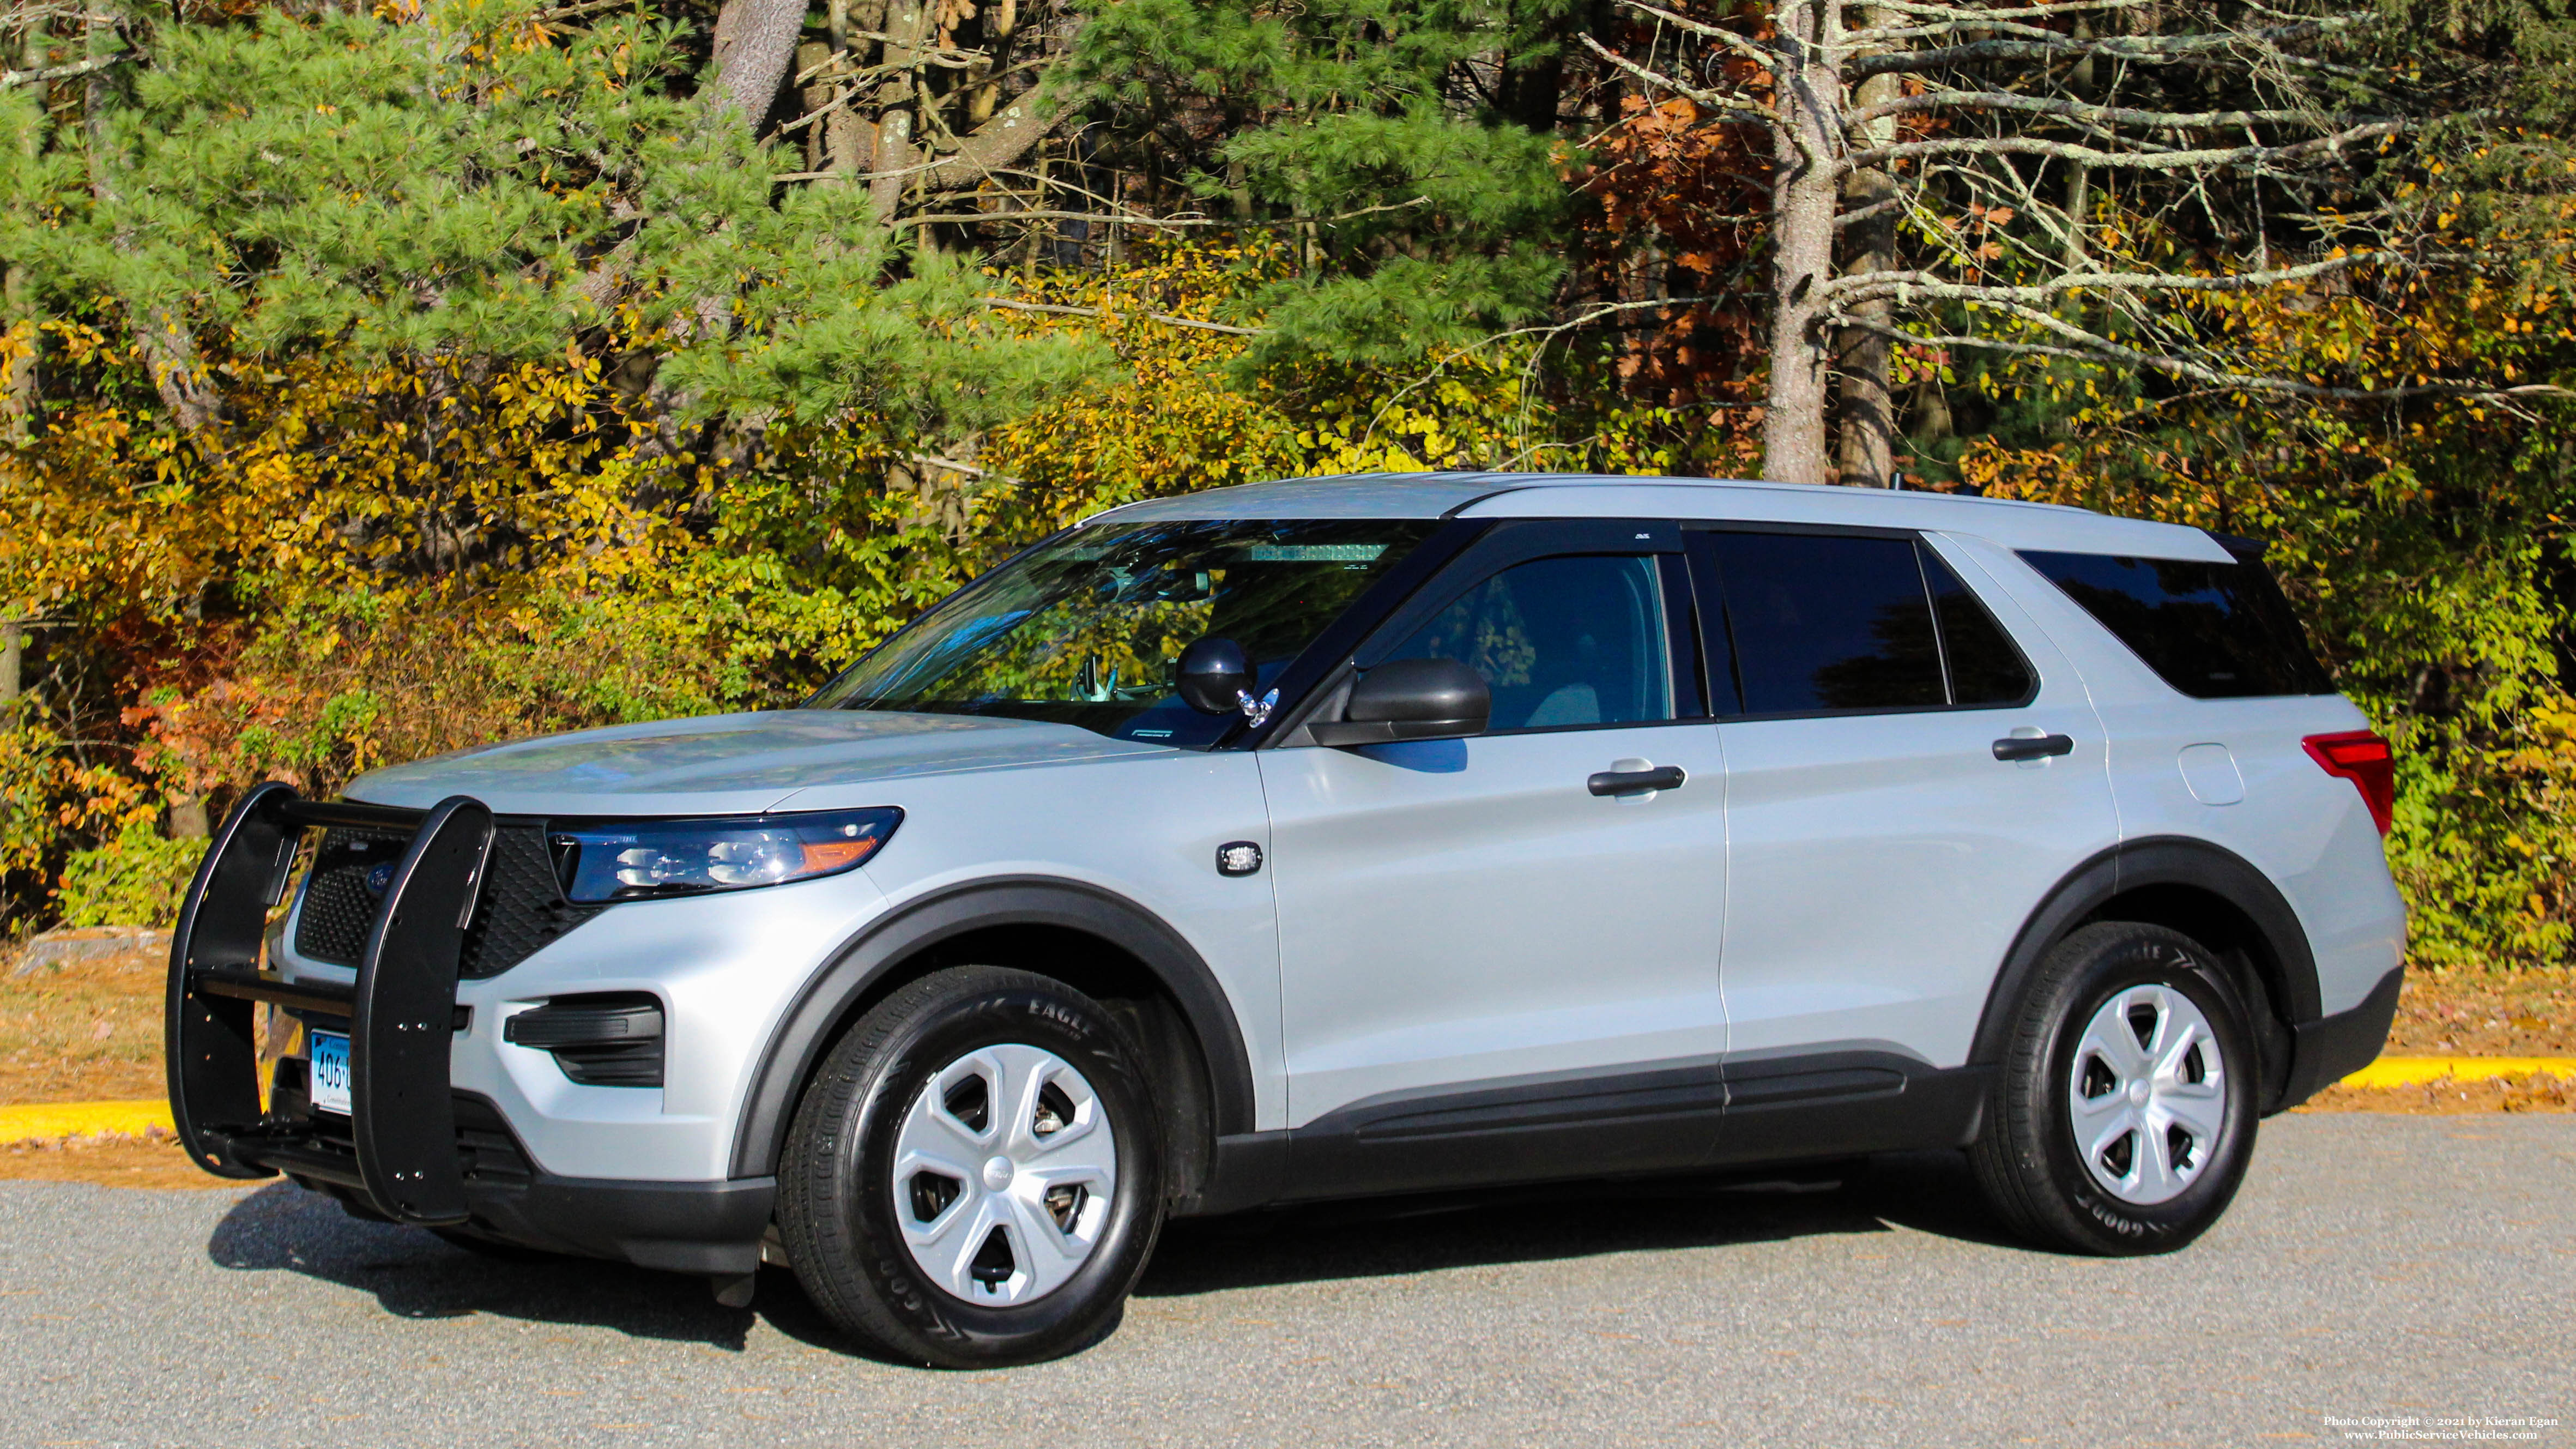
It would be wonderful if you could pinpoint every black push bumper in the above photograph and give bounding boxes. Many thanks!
[168,782,490,1221]
[166,784,772,1272]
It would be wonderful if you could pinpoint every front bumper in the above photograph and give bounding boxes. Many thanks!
[166,784,805,1272]
[263,1079,772,1274]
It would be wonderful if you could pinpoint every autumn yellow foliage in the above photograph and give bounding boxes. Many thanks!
[0,243,1697,930]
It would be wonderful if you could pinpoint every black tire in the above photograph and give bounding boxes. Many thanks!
[778,966,1166,1367]
[1969,921,2259,1255]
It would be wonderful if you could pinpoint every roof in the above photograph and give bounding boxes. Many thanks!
[1083,472,2233,562]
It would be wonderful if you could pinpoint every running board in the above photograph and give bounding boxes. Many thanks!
[165,784,492,1225]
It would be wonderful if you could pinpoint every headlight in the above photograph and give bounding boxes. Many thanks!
[548,807,902,904]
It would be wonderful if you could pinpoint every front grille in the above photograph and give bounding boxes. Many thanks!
[293,828,409,965]
[292,823,606,979]
[458,828,606,979]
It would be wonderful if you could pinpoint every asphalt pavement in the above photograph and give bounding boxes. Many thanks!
[5,1114,2572,1448]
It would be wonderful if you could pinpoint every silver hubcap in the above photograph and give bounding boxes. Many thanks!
[2067,985,2229,1205]
[892,1045,1118,1306]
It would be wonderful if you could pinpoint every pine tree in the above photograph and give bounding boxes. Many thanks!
[1057,0,1585,364]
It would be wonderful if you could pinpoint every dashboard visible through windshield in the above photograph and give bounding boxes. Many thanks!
[807,518,1440,746]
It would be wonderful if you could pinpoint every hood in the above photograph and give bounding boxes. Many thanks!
[343,709,1169,817]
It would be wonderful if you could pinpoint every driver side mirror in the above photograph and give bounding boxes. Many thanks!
[1308,658,1491,747]
[1176,636,1256,715]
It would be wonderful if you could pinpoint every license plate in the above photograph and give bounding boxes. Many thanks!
[309,1031,352,1116]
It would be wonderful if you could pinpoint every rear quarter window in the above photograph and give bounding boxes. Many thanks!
[2018,547,2332,698]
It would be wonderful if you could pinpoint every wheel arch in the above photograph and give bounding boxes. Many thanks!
[1972,837,2321,1112]
[728,877,1256,1203]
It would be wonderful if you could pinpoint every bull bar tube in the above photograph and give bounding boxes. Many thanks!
[165,781,492,1224]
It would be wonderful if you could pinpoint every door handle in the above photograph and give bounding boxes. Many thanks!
[1992,734,2075,762]
[1588,765,1687,796]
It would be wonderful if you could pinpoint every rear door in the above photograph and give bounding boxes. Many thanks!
[1695,527,2120,1161]
[1261,520,1731,1194]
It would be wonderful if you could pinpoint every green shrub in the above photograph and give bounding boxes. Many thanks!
[56,826,205,929]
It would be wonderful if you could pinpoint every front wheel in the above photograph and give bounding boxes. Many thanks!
[1969,921,2259,1255]
[778,966,1165,1367]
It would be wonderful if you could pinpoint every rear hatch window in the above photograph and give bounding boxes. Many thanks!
[2019,544,2332,698]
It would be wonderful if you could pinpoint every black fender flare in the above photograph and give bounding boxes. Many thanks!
[1970,835,2323,1072]
[727,877,1257,1179]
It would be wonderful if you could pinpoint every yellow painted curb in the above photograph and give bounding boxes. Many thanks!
[2339,1056,2576,1089]
[0,1100,173,1144]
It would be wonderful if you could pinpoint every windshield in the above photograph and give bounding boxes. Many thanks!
[807,518,1441,746]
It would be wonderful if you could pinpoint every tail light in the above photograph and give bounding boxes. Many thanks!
[2303,730,2394,836]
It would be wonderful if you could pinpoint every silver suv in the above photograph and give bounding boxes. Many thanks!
[166,472,2406,1366]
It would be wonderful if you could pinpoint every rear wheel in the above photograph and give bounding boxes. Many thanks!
[778,966,1165,1367]
[1970,922,2258,1255]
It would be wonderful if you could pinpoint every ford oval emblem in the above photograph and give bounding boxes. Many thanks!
[364,861,398,898]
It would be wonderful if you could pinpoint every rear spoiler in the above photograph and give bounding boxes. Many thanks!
[165,782,492,1225]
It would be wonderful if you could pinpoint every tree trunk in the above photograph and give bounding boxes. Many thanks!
[869,1,932,225]
[2061,20,2096,265]
[1497,49,1563,134]
[1912,375,1952,448]
[966,0,1017,128]
[1834,195,1894,487]
[167,795,209,839]
[1836,4,1901,488]
[797,39,834,171]
[1761,0,1839,485]
[3,30,39,443]
[825,0,886,178]
[706,0,809,130]
[2,268,33,444]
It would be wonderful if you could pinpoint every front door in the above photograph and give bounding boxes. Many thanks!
[1693,526,2120,1162]
[1261,521,1731,1196]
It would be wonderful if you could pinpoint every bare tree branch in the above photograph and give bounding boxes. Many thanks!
[1849,89,2375,132]
[1842,119,2412,175]
[1821,249,2402,307]
[0,53,115,87]
[1575,34,1776,125]
[1611,0,1779,70]
[531,0,644,25]
[1847,16,2364,78]
[908,452,1024,485]
[908,208,1214,228]
[1853,0,2151,23]
[1834,190,1907,231]
[909,96,1059,194]
[1834,312,2569,406]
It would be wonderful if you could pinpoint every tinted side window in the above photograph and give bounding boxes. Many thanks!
[1389,554,1673,730]
[2019,550,2331,698]
[1922,552,2035,705]
[1710,533,1944,713]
